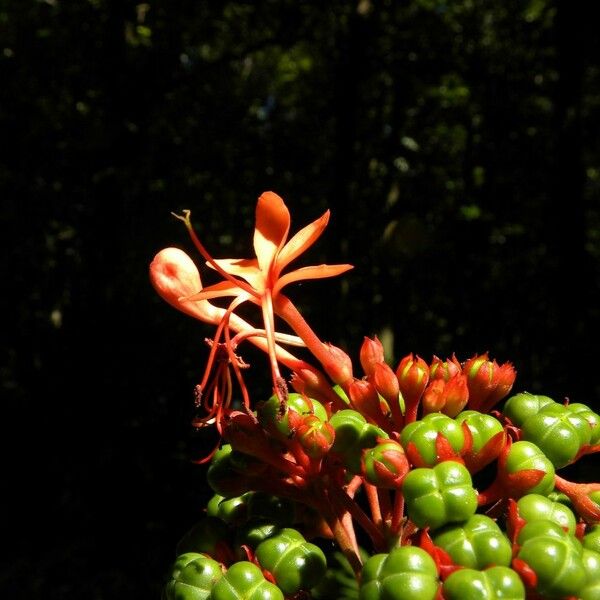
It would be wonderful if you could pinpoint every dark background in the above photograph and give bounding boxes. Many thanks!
[2,0,599,597]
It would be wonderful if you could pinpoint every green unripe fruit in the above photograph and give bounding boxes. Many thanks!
[583,525,600,555]
[502,392,555,427]
[400,413,466,466]
[516,493,577,534]
[505,441,555,496]
[455,411,504,454]
[330,409,388,473]
[567,403,600,444]
[433,514,512,569]
[176,517,231,557]
[234,521,278,556]
[207,445,253,498]
[402,460,478,530]
[517,532,586,598]
[442,566,525,600]
[362,439,409,489]
[521,410,591,468]
[255,528,327,595]
[211,561,284,600]
[359,546,439,600]
[580,548,600,600]
[207,493,249,524]
[257,393,327,440]
[164,553,224,600]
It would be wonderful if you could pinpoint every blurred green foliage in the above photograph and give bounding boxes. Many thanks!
[1,0,598,598]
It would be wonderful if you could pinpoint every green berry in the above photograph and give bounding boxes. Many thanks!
[255,528,327,595]
[505,441,555,496]
[359,546,439,600]
[502,392,555,427]
[164,553,223,600]
[402,460,478,530]
[433,514,512,569]
[442,566,525,600]
[211,561,283,600]
[516,493,577,534]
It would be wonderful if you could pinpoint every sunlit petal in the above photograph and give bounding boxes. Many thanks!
[275,210,330,277]
[207,257,264,290]
[273,263,354,296]
[253,191,290,274]
[182,280,246,301]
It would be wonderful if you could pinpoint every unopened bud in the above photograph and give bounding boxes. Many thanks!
[360,336,385,377]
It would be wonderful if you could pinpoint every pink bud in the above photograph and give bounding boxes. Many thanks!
[149,247,220,324]
[360,336,385,377]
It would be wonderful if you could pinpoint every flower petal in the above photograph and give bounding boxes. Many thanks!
[275,209,330,277]
[253,191,290,275]
[273,263,353,296]
[182,280,246,302]
[207,258,264,291]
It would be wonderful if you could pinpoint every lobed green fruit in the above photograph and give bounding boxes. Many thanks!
[517,520,586,598]
[566,403,600,444]
[175,517,230,557]
[207,445,256,498]
[433,514,512,569]
[329,409,388,474]
[584,525,600,555]
[233,521,278,557]
[442,566,525,600]
[401,460,478,530]
[164,552,224,600]
[400,412,466,466]
[520,408,591,468]
[255,527,327,595]
[502,392,555,427]
[359,546,439,600]
[505,441,555,496]
[580,548,600,600]
[516,493,577,534]
[207,493,249,524]
[455,410,504,454]
[210,561,283,600]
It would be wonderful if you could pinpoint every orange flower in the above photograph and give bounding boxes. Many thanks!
[182,191,352,303]
[178,191,353,398]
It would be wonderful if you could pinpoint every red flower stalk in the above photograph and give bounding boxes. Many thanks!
[463,353,516,413]
[360,336,385,377]
[554,475,600,523]
[395,353,429,423]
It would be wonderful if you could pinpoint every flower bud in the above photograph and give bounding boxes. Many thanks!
[294,414,335,459]
[464,353,516,413]
[360,336,385,377]
[362,439,409,489]
[348,378,388,429]
[321,343,353,386]
[429,354,462,382]
[149,247,220,324]
[396,353,429,422]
